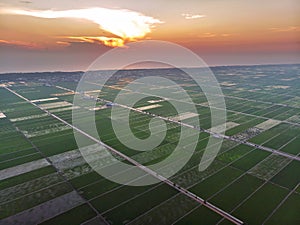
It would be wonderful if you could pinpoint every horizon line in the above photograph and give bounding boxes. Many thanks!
[0,62,299,76]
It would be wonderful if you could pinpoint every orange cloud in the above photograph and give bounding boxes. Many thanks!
[55,41,71,47]
[197,33,235,38]
[66,36,125,47]
[269,26,300,32]
[0,39,44,49]
[3,7,163,47]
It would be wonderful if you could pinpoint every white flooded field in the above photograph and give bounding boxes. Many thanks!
[171,112,198,121]
[136,104,162,111]
[39,101,73,109]
[31,97,58,103]
[255,119,281,130]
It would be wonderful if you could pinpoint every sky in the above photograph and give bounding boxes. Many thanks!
[0,0,299,73]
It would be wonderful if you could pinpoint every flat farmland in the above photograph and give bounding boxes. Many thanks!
[0,64,299,225]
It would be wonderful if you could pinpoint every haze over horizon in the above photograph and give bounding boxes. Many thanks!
[0,0,299,73]
[1,62,300,75]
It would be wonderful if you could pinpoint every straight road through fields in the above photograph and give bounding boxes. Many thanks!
[4,86,245,225]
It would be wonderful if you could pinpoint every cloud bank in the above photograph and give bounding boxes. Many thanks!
[3,7,163,47]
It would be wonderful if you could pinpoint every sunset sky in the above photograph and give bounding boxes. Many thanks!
[0,0,299,73]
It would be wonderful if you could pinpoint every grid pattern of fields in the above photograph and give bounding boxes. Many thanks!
[0,64,299,225]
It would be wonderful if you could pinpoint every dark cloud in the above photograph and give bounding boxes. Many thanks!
[19,0,32,4]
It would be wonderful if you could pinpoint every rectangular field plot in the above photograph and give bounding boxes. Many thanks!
[255,119,281,130]
[247,154,290,180]
[171,112,198,121]
[0,152,42,171]
[216,144,254,163]
[134,193,199,225]
[2,188,76,219]
[249,123,291,144]
[39,204,97,225]
[280,137,300,154]
[0,134,32,154]
[100,185,180,224]
[225,118,265,136]
[189,166,243,199]
[231,182,289,225]
[174,205,222,225]
[0,158,50,181]
[0,120,33,155]
[0,172,63,203]
[261,126,300,151]
[38,101,73,110]
[210,174,264,212]
[0,148,37,164]
[1,191,86,225]
[209,121,239,133]
[29,130,96,157]
[9,113,48,122]
[231,149,271,171]
[264,193,300,225]
[11,85,67,100]
[91,184,175,214]
[270,160,300,190]
[0,166,56,191]
[0,182,73,219]
[31,97,58,103]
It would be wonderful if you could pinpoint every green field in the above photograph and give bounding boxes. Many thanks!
[0,64,299,224]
